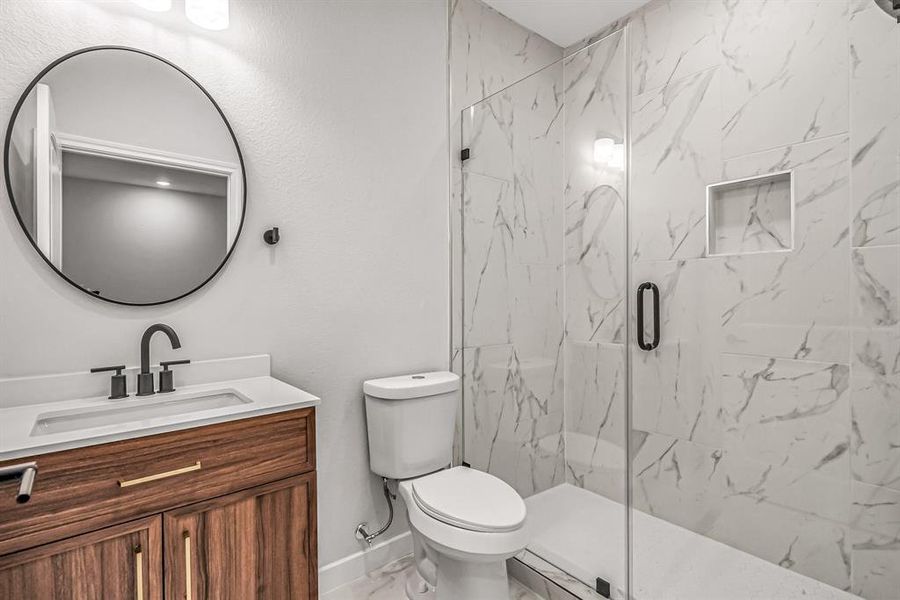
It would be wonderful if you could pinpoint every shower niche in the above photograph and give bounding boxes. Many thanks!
[706,170,794,257]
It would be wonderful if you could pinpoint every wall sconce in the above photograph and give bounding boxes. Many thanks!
[593,137,625,170]
[186,0,230,31]
[130,0,172,11]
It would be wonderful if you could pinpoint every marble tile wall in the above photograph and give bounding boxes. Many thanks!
[455,9,630,502]
[561,30,629,505]
[628,0,900,597]
[452,0,900,598]
[449,0,562,474]
[455,7,567,496]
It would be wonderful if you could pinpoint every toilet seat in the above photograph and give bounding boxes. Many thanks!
[411,467,525,533]
[398,469,530,563]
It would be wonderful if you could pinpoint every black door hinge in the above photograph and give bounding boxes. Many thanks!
[460,148,470,162]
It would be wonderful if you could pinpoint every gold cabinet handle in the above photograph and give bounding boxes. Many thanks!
[134,545,144,600]
[184,531,193,600]
[118,461,201,488]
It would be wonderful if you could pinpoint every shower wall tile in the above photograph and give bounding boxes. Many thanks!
[564,341,625,502]
[852,246,900,329]
[631,258,724,448]
[631,0,722,97]
[631,432,725,534]
[455,0,568,503]
[850,482,900,599]
[851,328,900,492]
[462,171,513,347]
[719,136,852,364]
[462,66,565,268]
[462,345,565,497]
[631,68,722,262]
[720,354,851,480]
[706,494,853,591]
[462,91,515,182]
[449,0,561,116]
[510,63,564,266]
[450,0,563,368]
[850,3,900,248]
[564,31,627,344]
[717,448,852,526]
[461,172,564,352]
[719,0,849,159]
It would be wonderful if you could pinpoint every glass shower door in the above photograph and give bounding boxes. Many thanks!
[627,2,900,598]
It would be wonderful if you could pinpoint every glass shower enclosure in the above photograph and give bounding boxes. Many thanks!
[460,29,629,598]
[458,3,900,599]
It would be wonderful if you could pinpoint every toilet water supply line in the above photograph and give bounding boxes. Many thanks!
[355,477,396,544]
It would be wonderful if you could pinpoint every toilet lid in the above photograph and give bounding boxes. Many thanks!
[411,467,526,533]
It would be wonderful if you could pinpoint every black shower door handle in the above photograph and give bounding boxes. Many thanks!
[637,282,660,351]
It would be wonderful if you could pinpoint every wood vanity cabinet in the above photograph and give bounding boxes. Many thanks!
[0,516,162,600]
[0,407,317,599]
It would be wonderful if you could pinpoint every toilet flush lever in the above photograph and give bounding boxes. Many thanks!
[0,462,38,504]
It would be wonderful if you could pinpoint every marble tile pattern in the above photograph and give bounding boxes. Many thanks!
[452,0,900,598]
[563,30,627,345]
[449,0,563,469]
[459,58,567,498]
[320,555,545,600]
[626,1,900,597]
[708,172,793,256]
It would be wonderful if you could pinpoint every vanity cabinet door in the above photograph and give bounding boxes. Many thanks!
[163,473,317,600]
[0,515,161,600]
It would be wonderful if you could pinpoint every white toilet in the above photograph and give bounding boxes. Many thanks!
[363,371,528,600]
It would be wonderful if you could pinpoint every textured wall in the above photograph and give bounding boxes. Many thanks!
[0,0,448,568]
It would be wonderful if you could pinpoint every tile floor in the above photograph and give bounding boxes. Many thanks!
[320,555,544,600]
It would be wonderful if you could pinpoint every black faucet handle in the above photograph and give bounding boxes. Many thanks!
[160,359,191,370]
[158,359,190,394]
[90,365,128,399]
[90,364,126,374]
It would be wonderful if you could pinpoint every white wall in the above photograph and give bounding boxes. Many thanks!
[61,176,227,303]
[0,0,449,568]
[42,48,239,162]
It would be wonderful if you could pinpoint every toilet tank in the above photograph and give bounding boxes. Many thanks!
[363,371,459,480]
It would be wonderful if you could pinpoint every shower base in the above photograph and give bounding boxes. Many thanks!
[518,483,861,600]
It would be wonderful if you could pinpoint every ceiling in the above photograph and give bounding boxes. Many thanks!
[481,0,650,47]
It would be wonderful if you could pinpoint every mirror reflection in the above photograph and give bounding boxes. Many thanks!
[5,48,244,305]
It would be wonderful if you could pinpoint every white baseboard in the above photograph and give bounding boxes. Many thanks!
[318,531,413,594]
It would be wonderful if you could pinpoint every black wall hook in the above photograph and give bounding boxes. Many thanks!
[263,227,280,245]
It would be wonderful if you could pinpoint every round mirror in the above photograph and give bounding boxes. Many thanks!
[4,47,245,305]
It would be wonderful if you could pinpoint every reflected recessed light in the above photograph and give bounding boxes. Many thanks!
[186,0,229,31]
[156,180,171,187]
[131,0,172,12]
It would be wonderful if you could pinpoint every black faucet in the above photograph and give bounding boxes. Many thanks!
[137,324,181,396]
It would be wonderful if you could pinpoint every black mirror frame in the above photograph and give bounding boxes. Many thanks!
[3,45,247,307]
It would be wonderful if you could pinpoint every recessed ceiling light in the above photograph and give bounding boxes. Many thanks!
[156,180,172,187]
[186,0,230,31]
[130,0,172,12]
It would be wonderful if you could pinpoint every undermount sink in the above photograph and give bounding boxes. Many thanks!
[30,390,252,436]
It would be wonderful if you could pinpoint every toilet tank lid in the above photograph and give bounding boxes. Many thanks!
[363,371,459,400]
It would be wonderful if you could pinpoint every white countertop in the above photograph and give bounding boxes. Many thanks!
[0,357,319,462]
